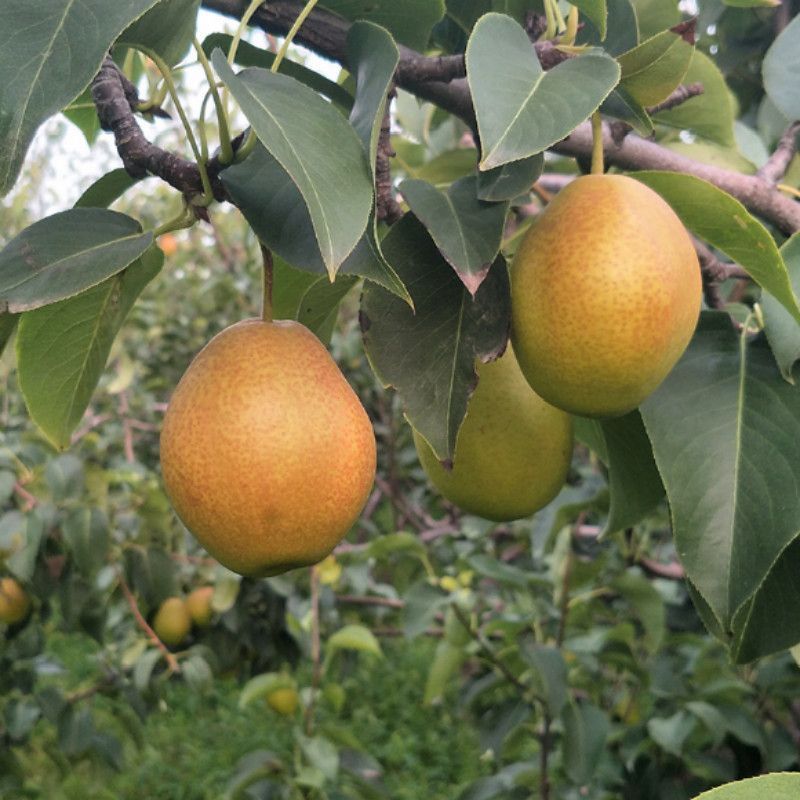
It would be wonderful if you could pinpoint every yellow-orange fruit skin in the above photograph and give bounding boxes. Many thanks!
[266,687,299,716]
[159,319,377,578]
[413,346,573,522]
[186,586,214,627]
[0,577,30,625]
[152,597,191,647]
[511,174,702,418]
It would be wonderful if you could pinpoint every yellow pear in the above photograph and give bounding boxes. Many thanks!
[265,687,300,716]
[413,346,572,521]
[0,577,30,625]
[186,586,214,628]
[511,174,701,418]
[160,319,376,577]
[152,597,191,647]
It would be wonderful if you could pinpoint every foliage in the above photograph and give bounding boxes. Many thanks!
[1,0,800,798]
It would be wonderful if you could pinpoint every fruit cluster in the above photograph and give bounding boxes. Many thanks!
[160,176,700,575]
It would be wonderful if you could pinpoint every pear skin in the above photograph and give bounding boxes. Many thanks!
[153,597,191,647]
[511,174,701,418]
[0,577,30,625]
[414,346,572,522]
[186,586,214,628]
[160,319,376,577]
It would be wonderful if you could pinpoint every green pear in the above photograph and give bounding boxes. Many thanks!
[413,346,572,521]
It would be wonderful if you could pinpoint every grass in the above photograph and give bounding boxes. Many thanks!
[12,632,484,800]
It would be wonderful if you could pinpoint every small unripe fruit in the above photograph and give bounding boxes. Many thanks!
[0,577,30,625]
[265,687,299,716]
[152,597,191,646]
[186,586,214,628]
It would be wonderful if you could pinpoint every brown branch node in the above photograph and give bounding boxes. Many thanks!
[758,122,800,186]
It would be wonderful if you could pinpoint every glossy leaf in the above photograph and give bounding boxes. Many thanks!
[633,171,800,323]
[574,411,664,535]
[401,176,509,294]
[0,209,153,313]
[477,154,543,201]
[212,51,372,278]
[618,23,694,107]
[561,701,610,785]
[577,0,639,55]
[118,0,200,65]
[641,313,800,661]
[655,51,736,147]
[75,169,143,210]
[692,774,800,800]
[763,234,800,382]
[0,0,158,194]
[632,0,680,39]
[601,85,653,136]
[763,14,800,122]
[63,86,101,146]
[201,34,353,111]
[466,14,620,169]
[520,643,567,715]
[320,0,445,49]
[360,215,510,461]
[613,569,666,653]
[17,247,162,450]
[572,0,608,39]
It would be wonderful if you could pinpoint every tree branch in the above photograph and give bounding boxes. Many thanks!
[200,0,800,236]
[757,122,800,185]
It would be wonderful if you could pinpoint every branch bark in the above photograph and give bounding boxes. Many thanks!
[200,0,800,235]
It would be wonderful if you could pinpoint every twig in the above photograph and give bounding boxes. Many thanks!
[375,92,403,224]
[758,122,800,185]
[304,565,322,736]
[450,604,527,693]
[116,569,181,674]
[336,594,404,609]
[693,238,748,311]
[119,392,136,464]
[609,83,705,143]
[13,482,37,512]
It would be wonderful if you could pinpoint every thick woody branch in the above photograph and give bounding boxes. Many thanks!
[757,122,800,185]
[693,238,748,311]
[193,2,800,235]
[376,95,403,224]
[91,56,230,202]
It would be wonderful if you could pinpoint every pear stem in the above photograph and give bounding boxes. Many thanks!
[590,111,604,175]
[260,244,274,323]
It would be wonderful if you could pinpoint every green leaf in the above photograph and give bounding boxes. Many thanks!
[763,234,800,382]
[405,149,479,187]
[647,710,696,756]
[63,86,101,145]
[75,169,143,210]
[561,701,610,785]
[466,14,620,169]
[612,569,666,653]
[520,643,567,715]
[655,50,736,147]
[327,624,383,658]
[319,0,446,49]
[632,171,800,324]
[0,0,159,194]
[201,34,353,112]
[618,22,694,107]
[577,0,639,55]
[692,774,800,800]
[601,85,653,136]
[764,13,800,122]
[212,51,372,278]
[62,508,109,575]
[360,215,510,460]
[7,513,43,583]
[424,640,466,704]
[574,412,665,535]
[0,209,153,313]
[17,248,162,449]
[401,176,509,294]
[641,313,800,661]
[477,154,543,201]
[572,0,608,40]
[631,0,680,39]
[118,0,200,65]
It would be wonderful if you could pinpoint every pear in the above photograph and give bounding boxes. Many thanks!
[511,174,701,418]
[265,687,300,716]
[160,319,376,577]
[0,577,30,625]
[153,597,191,647]
[413,346,572,521]
[186,586,214,628]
